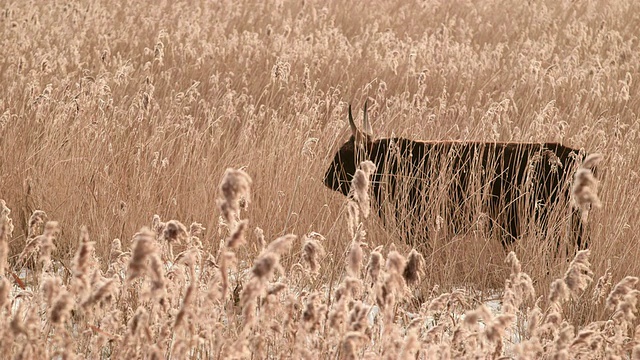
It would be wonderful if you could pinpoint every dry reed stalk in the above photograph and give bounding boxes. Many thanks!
[569,329,601,356]
[549,278,570,304]
[10,300,28,337]
[240,234,295,336]
[3,1,640,356]
[0,200,12,277]
[124,226,167,302]
[0,277,9,310]
[173,246,200,333]
[188,222,205,237]
[37,221,59,274]
[173,279,196,329]
[633,326,640,360]
[374,250,408,358]
[454,252,535,357]
[217,249,235,306]
[126,306,149,341]
[513,306,545,358]
[399,328,420,360]
[71,226,96,301]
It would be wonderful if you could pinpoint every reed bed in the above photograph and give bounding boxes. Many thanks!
[0,164,637,358]
[1,0,639,357]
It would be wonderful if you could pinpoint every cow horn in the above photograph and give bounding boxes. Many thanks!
[363,100,372,135]
[348,104,358,137]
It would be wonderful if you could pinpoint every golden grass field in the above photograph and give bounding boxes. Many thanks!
[1,0,639,358]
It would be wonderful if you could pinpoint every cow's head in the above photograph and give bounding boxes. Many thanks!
[324,102,373,196]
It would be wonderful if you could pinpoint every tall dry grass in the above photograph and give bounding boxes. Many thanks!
[0,166,637,358]
[1,0,639,357]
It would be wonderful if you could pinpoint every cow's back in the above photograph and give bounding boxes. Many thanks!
[367,138,582,245]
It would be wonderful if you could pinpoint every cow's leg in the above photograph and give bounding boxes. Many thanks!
[571,209,587,250]
[500,204,519,248]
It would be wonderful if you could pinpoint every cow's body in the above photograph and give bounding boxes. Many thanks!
[324,105,587,249]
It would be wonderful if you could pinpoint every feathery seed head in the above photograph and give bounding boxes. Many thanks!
[28,210,47,236]
[189,222,205,237]
[572,155,603,221]
[254,227,266,252]
[301,233,326,274]
[606,276,639,313]
[351,161,376,219]
[163,220,188,243]
[549,279,570,304]
[366,249,383,284]
[49,290,74,325]
[109,238,123,263]
[226,219,248,249]
[563,250,593,296]
[152,214,166,235]
[127,227,157,282]
[403,249,425,285]
[346,230,364,278]
[217,168,252,224]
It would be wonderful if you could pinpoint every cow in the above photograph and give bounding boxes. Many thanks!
[324,103,592,251]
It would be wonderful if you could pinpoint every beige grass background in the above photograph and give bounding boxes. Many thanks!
[0,0,639,358]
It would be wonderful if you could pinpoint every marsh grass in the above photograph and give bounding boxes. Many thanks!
[0,164,636,358]
[1,0,639,357]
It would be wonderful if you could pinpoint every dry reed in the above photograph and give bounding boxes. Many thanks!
[0,0,639,357]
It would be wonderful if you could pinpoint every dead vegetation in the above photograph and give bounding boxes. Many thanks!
[1,0,639,357]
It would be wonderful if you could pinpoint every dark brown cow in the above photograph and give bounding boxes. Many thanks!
[324,103,589,250]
